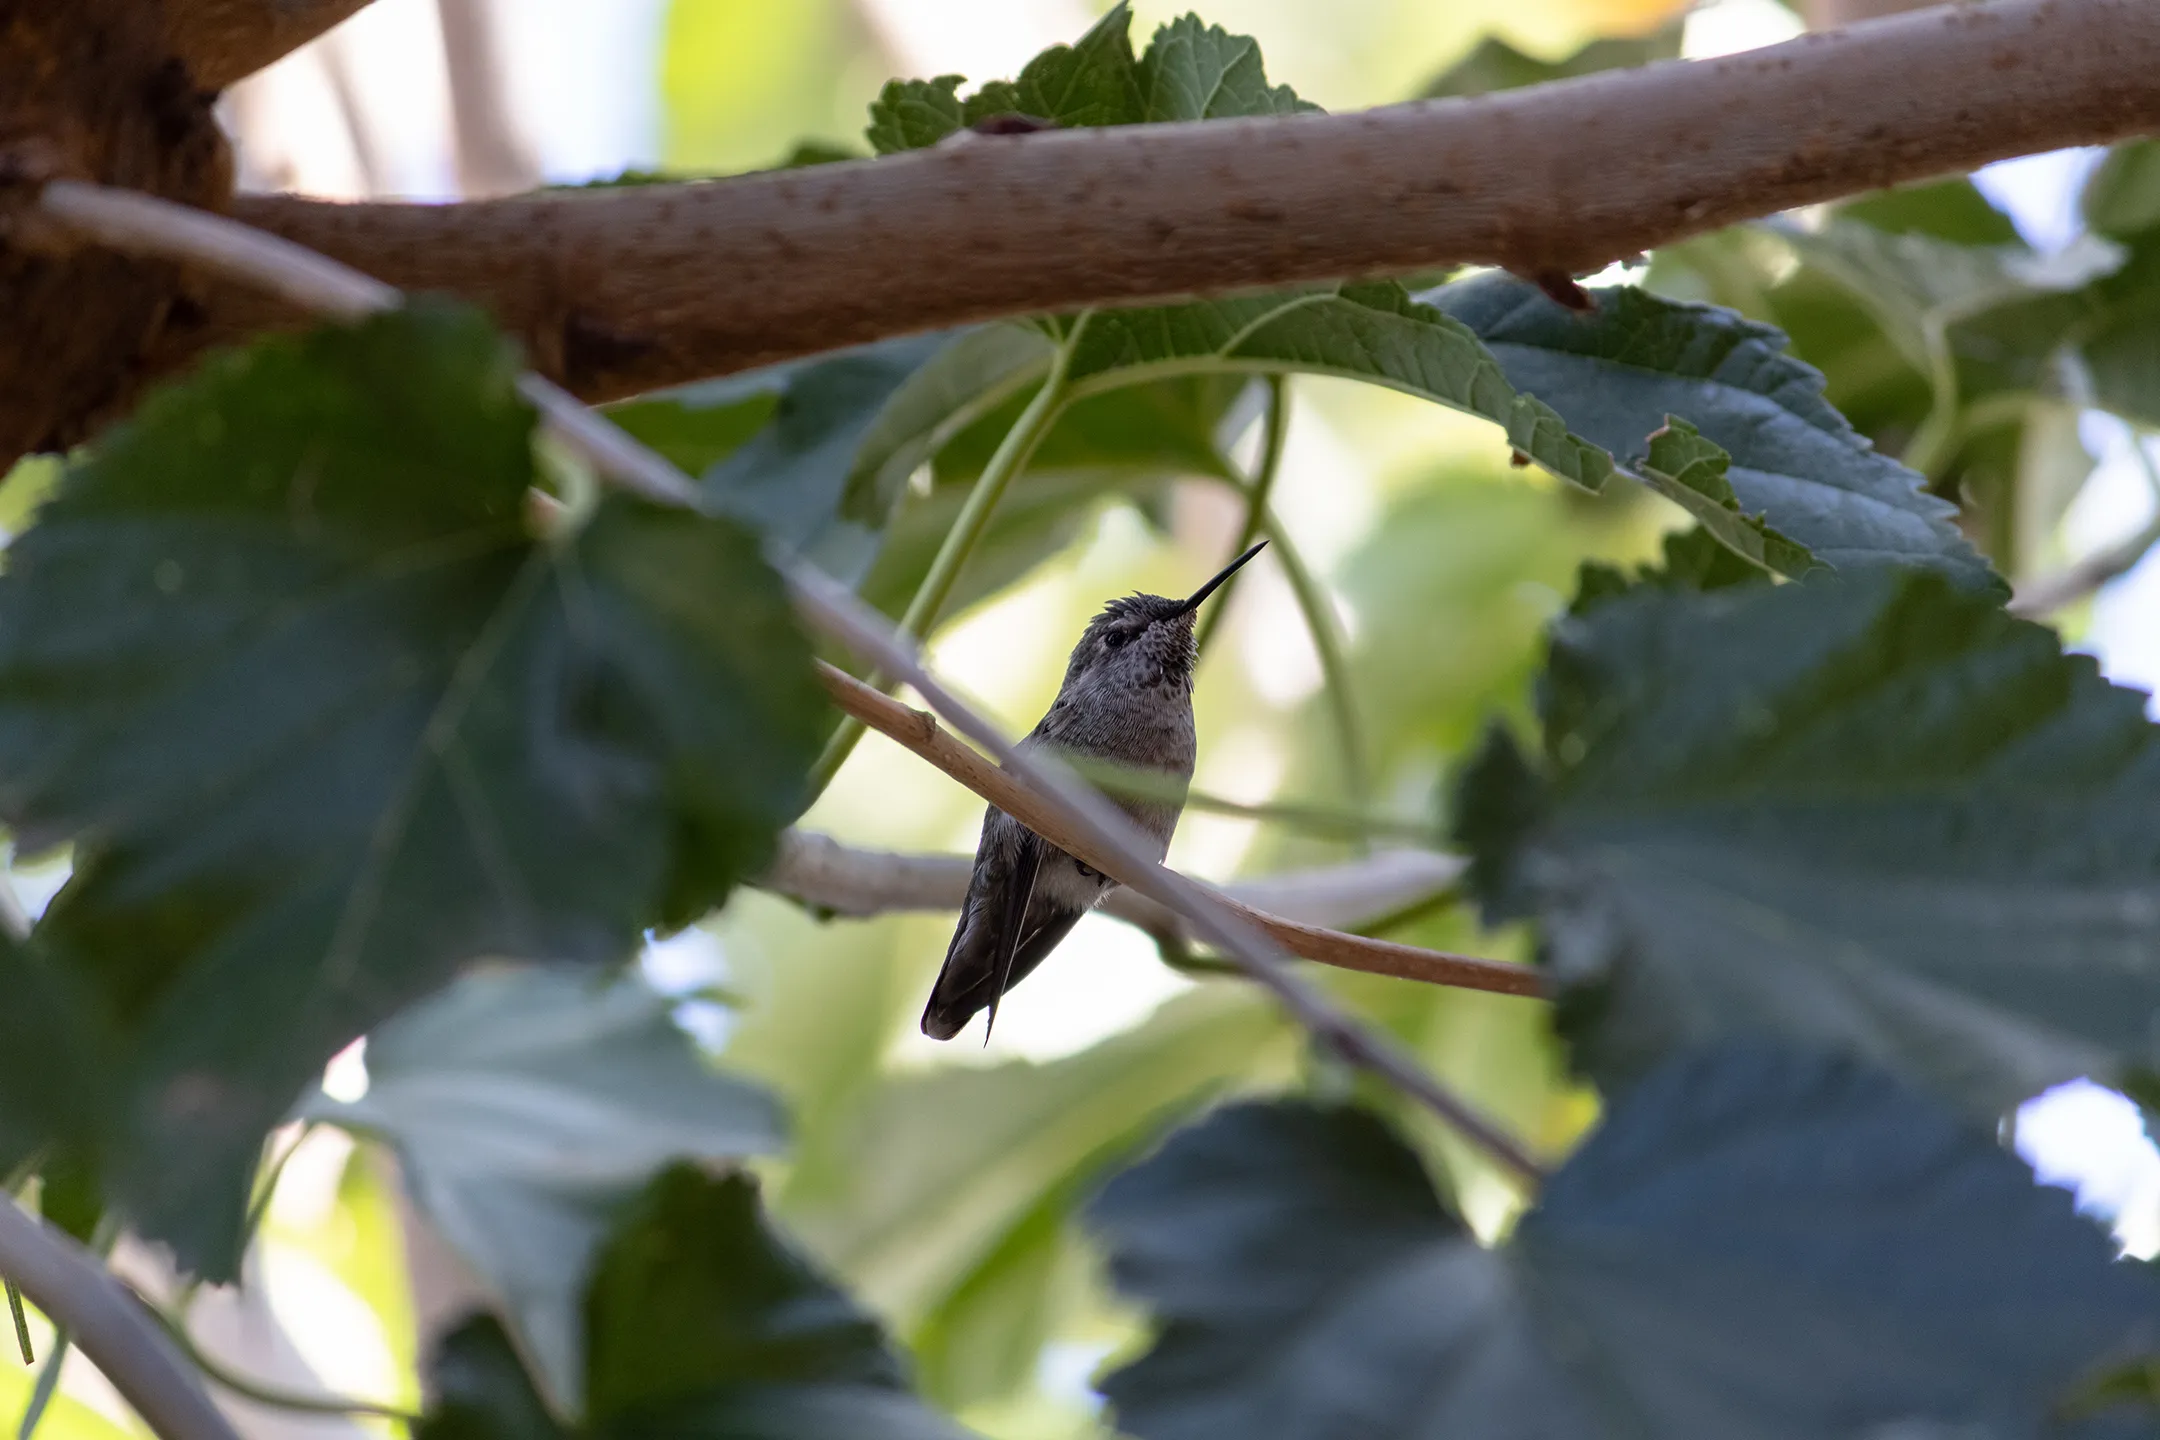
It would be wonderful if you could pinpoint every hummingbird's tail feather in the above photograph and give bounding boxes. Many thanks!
[922,827,1086,1040]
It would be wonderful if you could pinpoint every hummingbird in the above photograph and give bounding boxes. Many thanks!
[920,540,1267,1041]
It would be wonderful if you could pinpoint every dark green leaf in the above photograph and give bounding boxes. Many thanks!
[1426,274,2001,589]
[1633,418,1816,578]
[2069,237,2160,430]
[840,325,1057,528]
[1061,282,1612,490]
[2085,141,2160,242]
[858,375,1249,624]
[299,965,786,1413]
[612,334,951,585]
[423,1318,566,1440]
[1458,566,2160,1115]
[0,927,103,1179]
[582,1167,967,1438]
[1093,1046,2160,1440]
[1420,24,1682,99]
[1570,525,1772,615]
[0,304,821,1275]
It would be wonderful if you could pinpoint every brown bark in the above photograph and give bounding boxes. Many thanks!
[0,0,230,464]
[162,0,376,90]
[163,0,2160,409]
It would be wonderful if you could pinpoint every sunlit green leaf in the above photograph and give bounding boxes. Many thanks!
[1093,1046,2160,1440]
[300,965,785,1414]
[1459,566,2160,1115]
[0,304,822,1275]
[1134,15,1318,119]
[1420,24,1681,99]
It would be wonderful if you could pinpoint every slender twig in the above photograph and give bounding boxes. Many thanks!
[807,669,1539,999]
[151,1304,422,1425]
[1060,753,1431,844]
[758,828,1524,995]
[0,1200,236,1440]
[2010,431,2160,618]
[7,1280,28,1364]
[33,180,1546,1186]
[1196,375,1289,655]
[807,338,1077,793]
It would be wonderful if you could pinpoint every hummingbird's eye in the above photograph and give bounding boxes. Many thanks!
[1103,629,1130,650]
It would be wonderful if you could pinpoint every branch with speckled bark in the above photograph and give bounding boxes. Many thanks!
[175,0,2160,407]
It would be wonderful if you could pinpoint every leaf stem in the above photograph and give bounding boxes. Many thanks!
[19,1217,117,1440]
[1196,375,1289,654]
[806,336,1079,794]
[1250,506,1372,819]
[6,1280,28,1364]
[152,1304,423,1425]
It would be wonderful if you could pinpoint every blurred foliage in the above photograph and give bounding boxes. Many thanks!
[11,2,2160,1439]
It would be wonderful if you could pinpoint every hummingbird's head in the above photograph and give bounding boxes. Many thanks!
[1062,541,1266,691]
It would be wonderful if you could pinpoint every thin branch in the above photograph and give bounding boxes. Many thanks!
[32,180,1546,1185]
[166,0,379,91]
[436,0,543,198]
[803,671,1539,999]
[2009,433,2160,619]
[0,1201,237,1440]
[153,1306,423,1425]
[760,829,1527,996]
[179,0,2160,403]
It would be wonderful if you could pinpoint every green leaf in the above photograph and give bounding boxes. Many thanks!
[857,375,1249,625]
[1420,24,1682,99]
[1570,525,1773,615]
[1634,418,1817,578]
[1771,218,2119,382]
[840,325,1057,529]
[980,2,1141,129]
[589,1167,967,1436]
[0,926,103,1182]
[1134,15,1319,120]
[1458,566,2160,1116]
[610,333,952,585]
[298,965,786,1415]
[1092,1045,2160,1440]
[1426,274,2001,589]
[0,304,822,1275]
[422,1168,973,1438]
[1839,177,2021,247]
[2085,140,2160,242]
[865,3,1314,153]
[785,990,1292,1408]
[1061,282,1613,491]
[865,76,968,155]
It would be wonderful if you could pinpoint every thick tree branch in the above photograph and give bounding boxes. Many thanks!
[164,0,378,91]
[33,179,1548,1184]
[185,0,2160,404]
[804,669,1539,999]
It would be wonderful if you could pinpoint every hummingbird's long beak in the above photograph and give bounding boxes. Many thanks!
[1171,540,1268,619]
